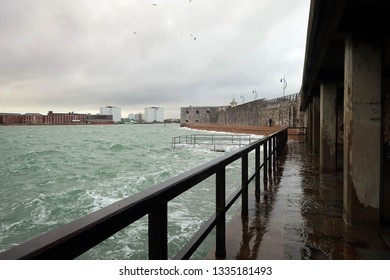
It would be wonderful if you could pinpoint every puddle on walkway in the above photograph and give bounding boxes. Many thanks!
[208,141,390,260]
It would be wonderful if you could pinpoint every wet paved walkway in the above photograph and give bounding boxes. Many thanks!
[208,141,390,260]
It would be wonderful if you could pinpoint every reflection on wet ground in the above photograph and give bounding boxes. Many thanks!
[208,141,390,260]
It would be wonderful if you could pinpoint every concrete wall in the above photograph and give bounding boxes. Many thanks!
[181,93,303,127]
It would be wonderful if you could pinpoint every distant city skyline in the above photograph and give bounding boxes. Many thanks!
[0,105,172,120]
[0,111,114,125]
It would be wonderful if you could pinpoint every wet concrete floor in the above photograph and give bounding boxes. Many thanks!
[207,141,390,260]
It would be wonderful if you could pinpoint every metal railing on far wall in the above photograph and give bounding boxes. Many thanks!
[0,128,288,260]
[172,134,255,151]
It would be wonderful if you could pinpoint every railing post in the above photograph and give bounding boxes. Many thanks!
[279,132,283,151]
[215,167,226,259]
[268,139,272,173]
[285,129,288,145]
[241,154,248,216]
[148,203,168,260]
[272,136,276,168]
[255,146,260,194]
[275,135,279,160]
[263,142,268,180]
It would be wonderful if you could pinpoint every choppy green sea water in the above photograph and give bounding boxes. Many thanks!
[0,124,254,259]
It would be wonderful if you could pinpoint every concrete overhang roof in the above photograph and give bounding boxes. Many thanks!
[299,0,390,111]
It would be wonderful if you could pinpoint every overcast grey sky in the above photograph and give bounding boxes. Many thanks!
[0,0,310,118]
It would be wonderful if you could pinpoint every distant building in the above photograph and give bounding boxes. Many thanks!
[128,113,144,122]
[86,114,114,124]
[0,113,22,124]
[134,113,144,122]
[100,106,121,122]
[22,113,44,124]
[1,112,87,125]
[0,111,118,125]
[128,113,135,120]
[44,111,86,124]
[144,107,164,123]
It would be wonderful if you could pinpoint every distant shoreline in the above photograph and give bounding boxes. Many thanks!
[0,122,177,127]
[0,123,116,126]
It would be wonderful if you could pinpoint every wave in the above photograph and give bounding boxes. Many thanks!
[109,143,126,151]
[24,149,62,159]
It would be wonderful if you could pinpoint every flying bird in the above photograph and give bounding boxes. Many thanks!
[152,3,157,6]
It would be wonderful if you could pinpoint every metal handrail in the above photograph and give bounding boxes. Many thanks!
[0,128,288,260]
[172,134,254,150]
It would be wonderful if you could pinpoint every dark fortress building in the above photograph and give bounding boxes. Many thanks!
[180,93,303,128]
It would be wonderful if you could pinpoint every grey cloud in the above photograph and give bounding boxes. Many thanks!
[0,0,310,118]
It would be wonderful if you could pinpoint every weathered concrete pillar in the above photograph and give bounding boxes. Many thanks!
[307,102,313,146]
[320,82,337,171]
[312,95,320,154]
[344,34,382,225]
[304,107,309,143]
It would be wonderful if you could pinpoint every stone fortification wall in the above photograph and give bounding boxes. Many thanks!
[180,93,303,128]
[180,106,228,125]
[215,99,267,126]
[257,94,303,127]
